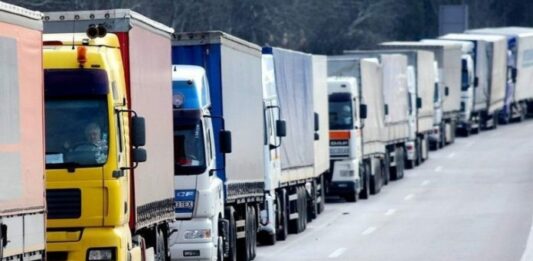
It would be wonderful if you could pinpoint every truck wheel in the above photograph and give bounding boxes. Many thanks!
[276,190,288,241]
[383,153,390,185]
[317,175,325,214]
[299,186,307,232]
[396,147,405,179]
[415,138,422,166]
[154,227,167,261]
[308,180,318,221]
[236,207,249,261]
[370,160,382,195]
[250,206,257,260]
[288,188,299,234]
[224,207,237,261]
[359,163,370,199]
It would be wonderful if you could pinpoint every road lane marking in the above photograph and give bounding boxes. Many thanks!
[434,166,443,172]
[421,180,431,186]
[447,152,456,158]
[520,216,533,261]
[404,194,414,201]
[328,248,347,258]
[385,209,396,216]
[361,226,377,235]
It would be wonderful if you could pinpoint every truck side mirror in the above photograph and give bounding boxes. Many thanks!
[1,224,7,247]
[131,116,146,147]
[474,77,479,87]
[314,113,319,131]
[220,130,232,154]
[314,133,320,141]
[445,86,450,96]
[416,97,422,109]
[511,68,517,83]
[384,104,389,116]
[276,120,286,137]
[132,148,147,163]
[359,104,367,119]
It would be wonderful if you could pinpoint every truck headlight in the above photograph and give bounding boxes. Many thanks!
[87,248,115,261]
[184,229,211,240]
[340,170,354,177]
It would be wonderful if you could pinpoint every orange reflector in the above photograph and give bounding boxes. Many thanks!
[330,131,350,140]
[77,46,87,65]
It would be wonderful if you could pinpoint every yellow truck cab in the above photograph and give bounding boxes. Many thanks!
[43,10,174,261]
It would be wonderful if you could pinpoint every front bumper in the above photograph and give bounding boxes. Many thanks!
[327,181,358,195]
[169,219,217,261]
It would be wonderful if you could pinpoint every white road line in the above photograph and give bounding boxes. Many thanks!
[520,217,533,260]
[404,194,415,201]
[421,180,431,186]
[434,166,443,172]
[447,152,456,158]
[385,209,396,216]
[328,248,347,258]
[361,226,377,236]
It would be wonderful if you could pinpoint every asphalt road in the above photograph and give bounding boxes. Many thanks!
[256,120,533,261]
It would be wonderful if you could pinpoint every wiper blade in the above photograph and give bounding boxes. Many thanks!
[46,162,81,172]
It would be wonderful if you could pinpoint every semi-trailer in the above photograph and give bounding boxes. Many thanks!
[327,56,390,201]
[439,33,507,130]
[43,10,175,261]
[345,50,435,168]
[257,47,329,245]
[172,31,265,261]
[0,2,45,260]
[380,42,462,149]
[421,39,478,136]
[467,27,533,123]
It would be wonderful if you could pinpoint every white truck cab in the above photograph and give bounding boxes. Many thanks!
[168,65,226,261]
[327,77,365,202]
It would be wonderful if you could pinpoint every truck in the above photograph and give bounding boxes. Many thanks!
[172,31,265,261]
[257,47,329,245]
[43,10,175,261]
[439,33,507,130]
[345,49,435,168]
[467,27,533,123]
[380,42,462,149]
[327,56,392,202]
[0,2,45,260]
[422,39,479,135]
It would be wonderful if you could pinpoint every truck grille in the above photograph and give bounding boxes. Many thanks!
[46,189,81,219]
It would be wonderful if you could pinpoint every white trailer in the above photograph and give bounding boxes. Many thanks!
[258,47,328,245]
[327,56,390,201]
[380,42,462,149]
[467,27,533,122]
[440,33,507,129]
[345,50,435,167]
[0,3,45,260]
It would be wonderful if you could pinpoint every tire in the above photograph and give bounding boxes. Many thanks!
[250,206,257,260]
[307,180,318,221]
[415,138,422,166]
[383,153,391,185]
[154,227,167,261]
[299,186,307,232]
[288,188,300,234]
[317,175,325,214]
[276,190,288,241]
[359,163,370,199]
[236,206,249,261]
[224,207,237,261]
[398,147,405,179]
[370,160,382,195]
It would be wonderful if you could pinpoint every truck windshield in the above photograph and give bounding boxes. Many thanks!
[174,120,206,175]
[45,99,109,168]
[461,69,469,91]
[329,93,354,130]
